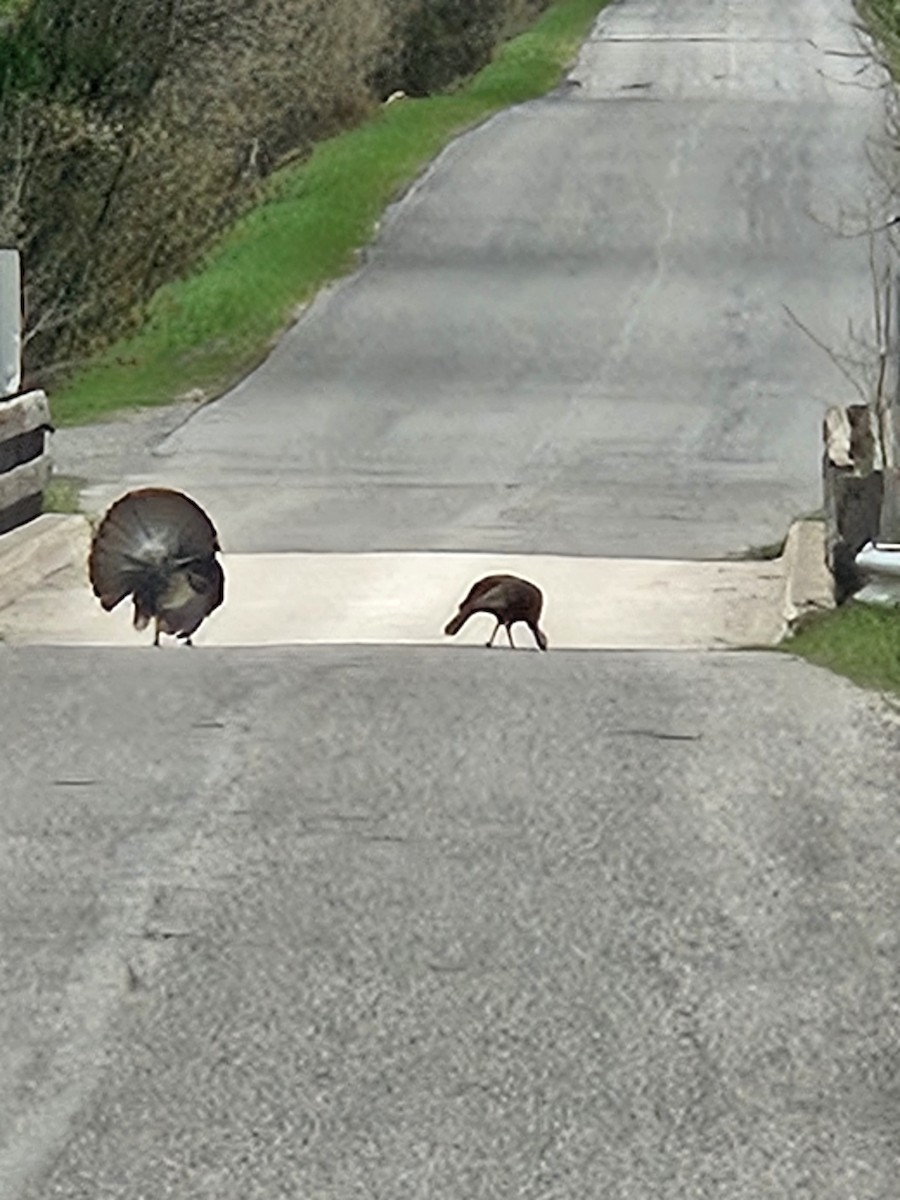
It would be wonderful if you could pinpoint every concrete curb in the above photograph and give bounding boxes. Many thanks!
[0,513,836,650]
[0,548,792,650]
[0,513,91,616]
[778,518,834,635]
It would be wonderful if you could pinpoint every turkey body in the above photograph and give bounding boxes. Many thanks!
[444,574,548,651]
[89,487,225,646]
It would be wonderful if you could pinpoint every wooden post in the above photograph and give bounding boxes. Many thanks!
[822,404,883,603]
[0,251,53,533]
[876,270,900,543]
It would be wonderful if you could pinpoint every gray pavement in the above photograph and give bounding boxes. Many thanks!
[56,0,888,557]
[2,647,900,1198]
[4,2,900,1197]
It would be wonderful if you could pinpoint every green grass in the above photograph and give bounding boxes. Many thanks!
[857,1,900,71]
[783,601,900,694]
[52,0,608,426]
[42,474,84,514]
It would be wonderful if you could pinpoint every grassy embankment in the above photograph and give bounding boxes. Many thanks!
[785,604,900,695]
[51,0,609,426]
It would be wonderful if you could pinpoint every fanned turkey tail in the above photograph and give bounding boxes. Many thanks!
[89,487,225,645]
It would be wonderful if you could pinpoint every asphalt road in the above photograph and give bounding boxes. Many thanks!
[7,2,900,1197]
[3,647,900,1198]
[60,0,888,557]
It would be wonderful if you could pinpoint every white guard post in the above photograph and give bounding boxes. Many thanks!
[854,541,900,605]
[0,249,22,397]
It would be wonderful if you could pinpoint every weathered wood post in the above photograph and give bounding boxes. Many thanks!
[0,249,53,534]
[822,403,883,602]
[877,269,900,543]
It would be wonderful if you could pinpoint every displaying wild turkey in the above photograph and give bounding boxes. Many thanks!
[444,574,548,651]
[89,487,224,646]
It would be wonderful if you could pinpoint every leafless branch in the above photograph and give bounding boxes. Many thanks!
[814,63,888,89]
[806,38,872,58]
[782,303,870,404]
[22,298,79,346]
[803,196,900,239]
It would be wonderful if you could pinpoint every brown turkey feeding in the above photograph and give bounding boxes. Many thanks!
[444,574,548,651]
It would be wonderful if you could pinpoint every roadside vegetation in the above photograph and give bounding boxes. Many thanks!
[41,474,83,514]
[769,3,900,697]
[784,602,900,696]
[856,0,900,67]
[0,0,608,424]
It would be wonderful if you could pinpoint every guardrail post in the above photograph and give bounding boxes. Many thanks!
[0,249,22,398]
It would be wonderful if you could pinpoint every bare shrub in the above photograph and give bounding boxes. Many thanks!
[0,0,552,382]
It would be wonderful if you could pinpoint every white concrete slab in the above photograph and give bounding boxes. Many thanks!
[0,550,789,650]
